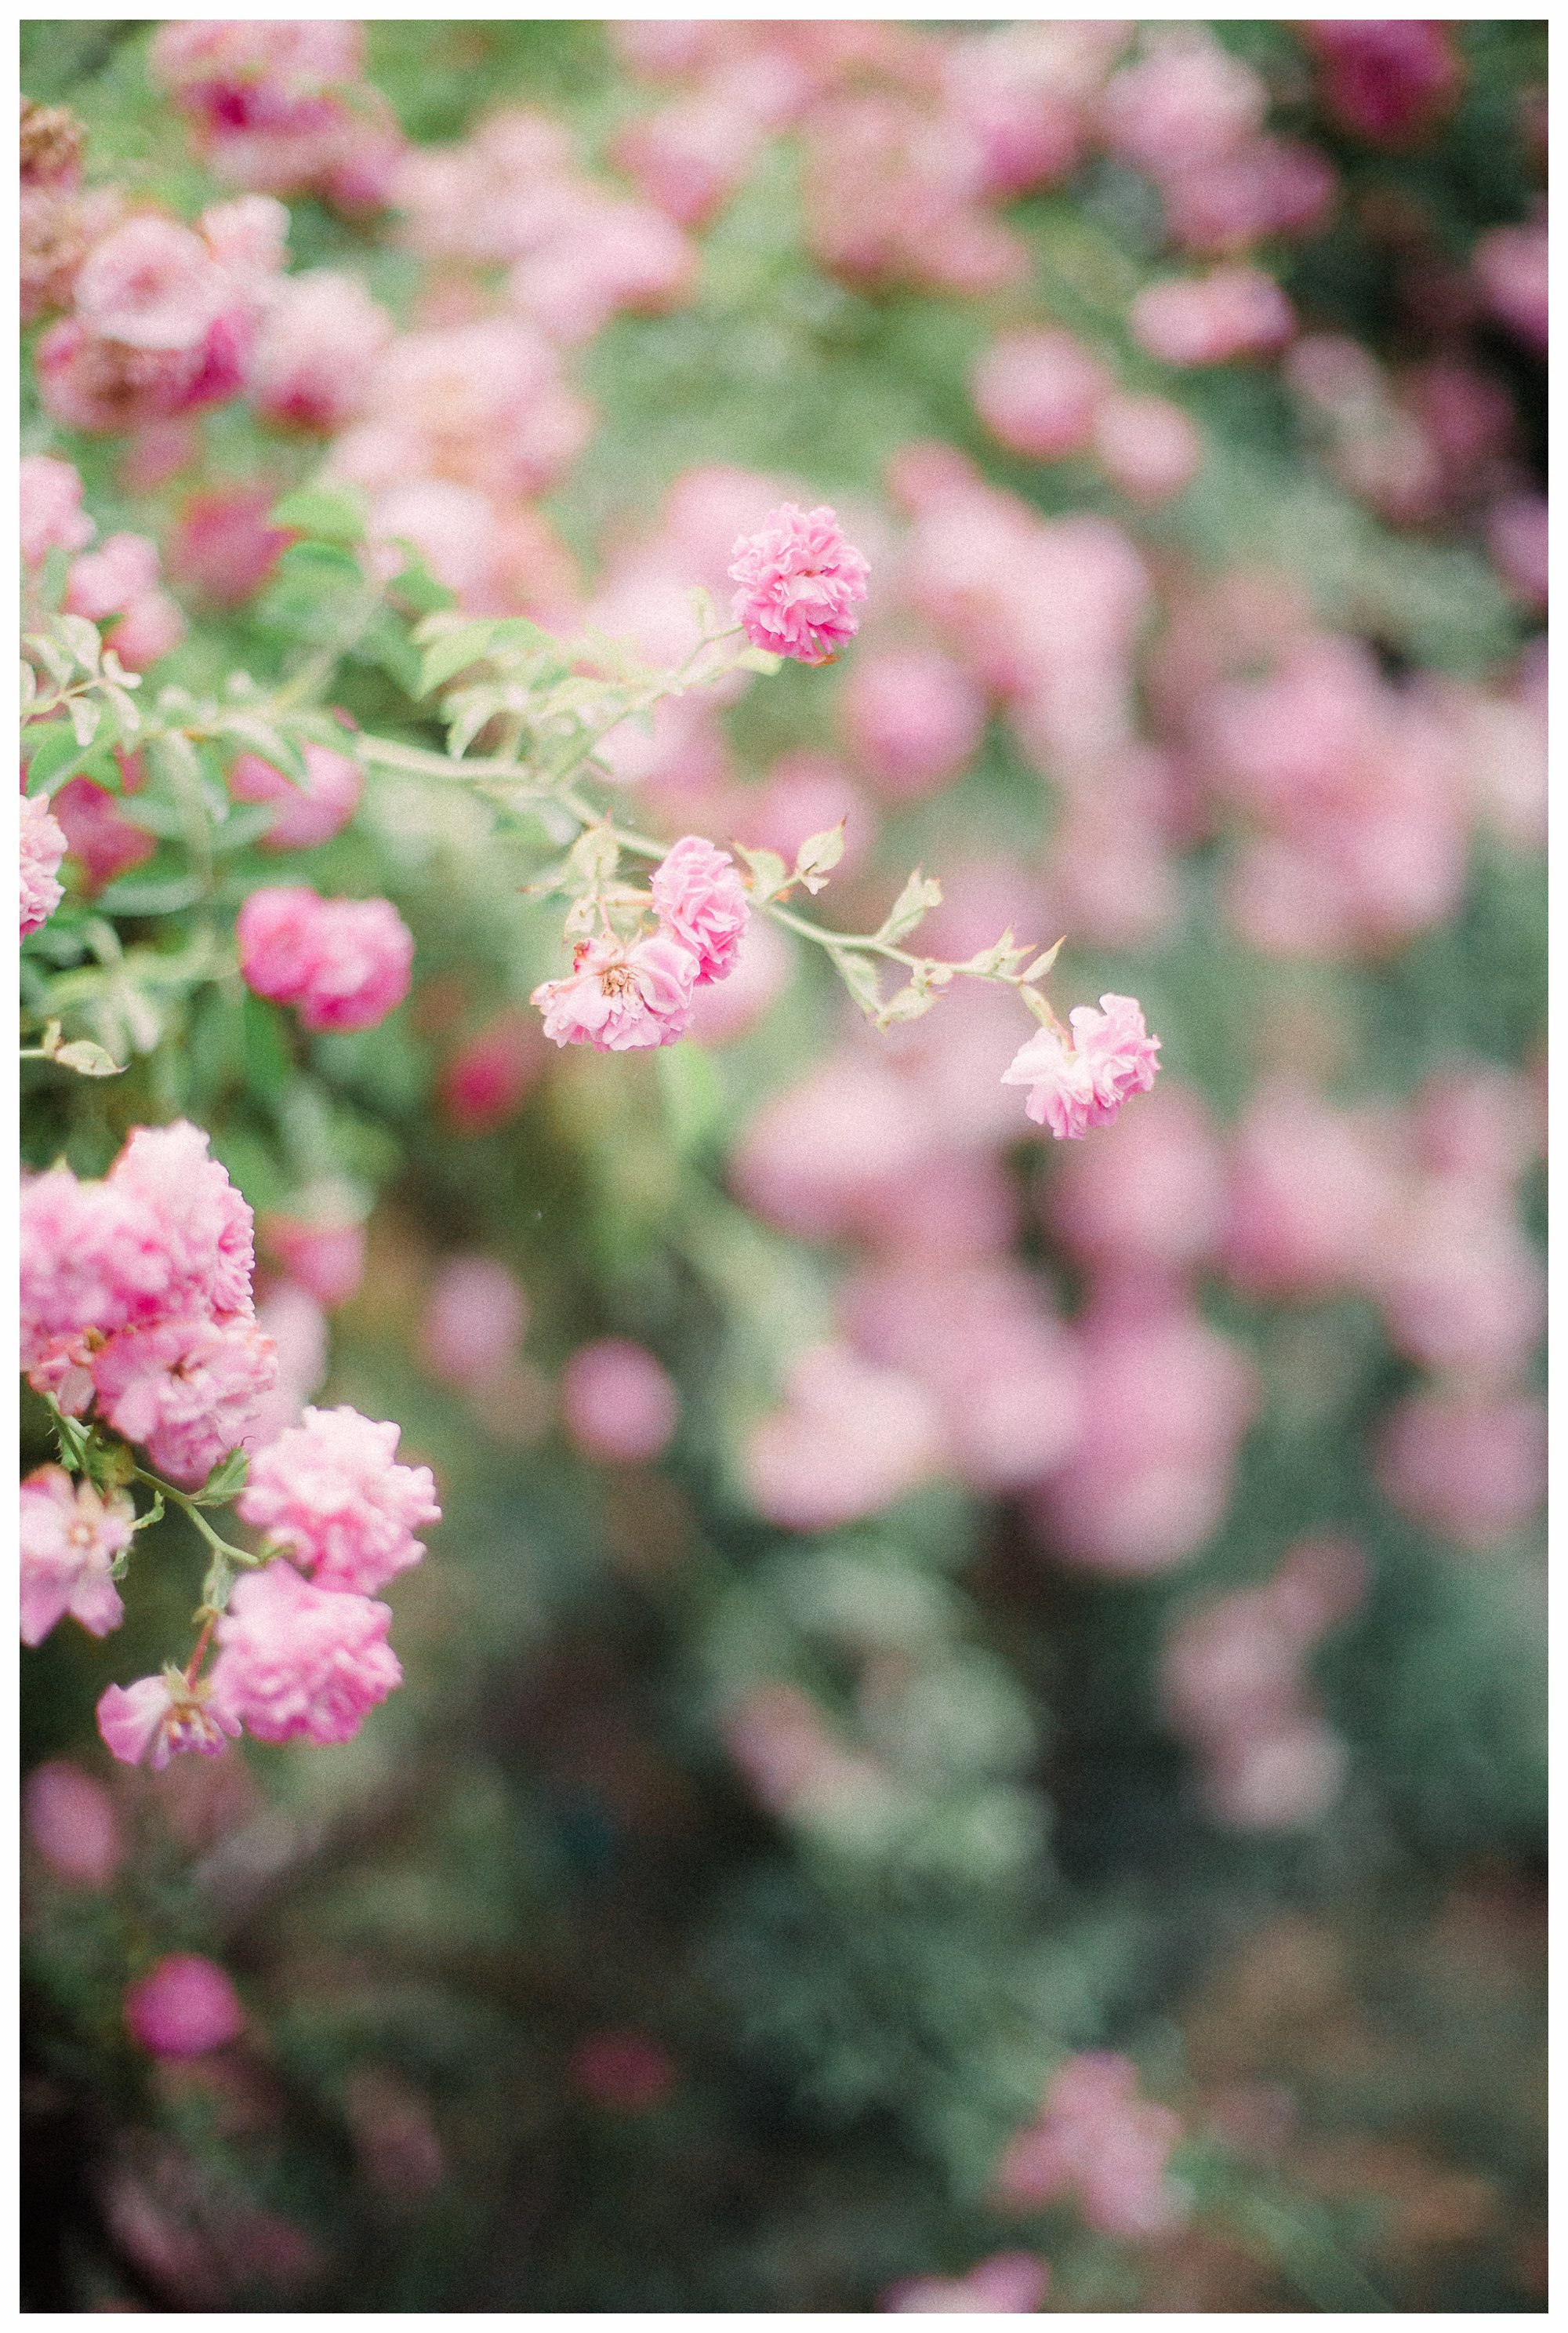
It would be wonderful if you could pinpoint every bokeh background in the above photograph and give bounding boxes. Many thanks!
[21,19,1545,2313]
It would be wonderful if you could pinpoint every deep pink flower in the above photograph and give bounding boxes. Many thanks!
[20,1466,131,1646]
[227,740,363,851]
[168,486,292,605]
[207,1561,401,1746]
[20,1166,175,1368]
[236,885,414,1033]
[49,776,156,893]
[532,929,699,1052]
[438,1008,546,1134]
[91,1314,278,1488]
[20,452,95,566]
[20,793,67,938]
[96,1670,241,1769]
[1002,994,1160,1139]
[728,502,869,664]
[34,315,200,434]
[125,1954,245,2058]
[108,1120,256,1320]
[649,834,750,983]
[561,1339,680,1463]
[24,1760,124,1888]
[1305,19,1462,146]
[238,1405,440,1595]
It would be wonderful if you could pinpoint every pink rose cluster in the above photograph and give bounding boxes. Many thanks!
[22,453,185,671]
[20,790,67,939]
[235,885,413,1033]
[532,834,750,1053]
[728,502,869,666]
[148,20,404,209]
[20,1120,277,1493]
[96,1403,439,1766]
[994,2054,1189,2240]
[1163,1535,1367,1830]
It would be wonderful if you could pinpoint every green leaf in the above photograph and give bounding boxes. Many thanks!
[878,867,943,946]
[132,1491,165,1535]
[387,558,456,616]
[53,1038,124,1077]
[415,619,506,699]
[197,1448,251,1504]
[829,949,883,1018]
[24,632,73,685]
[92,874,206,918]
[24,719,111,792]
[875,983,939,1029]
[445,684,506,758]
[734,845,789,903]
[268,483,367,543]
[793,821,845,894]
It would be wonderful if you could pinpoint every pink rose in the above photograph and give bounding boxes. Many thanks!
[236,885,414,1033]
[207,1561,402,1746]
[532,929,699,1052]
[649,834,750,983]
[728,501,869,664]
[238,1404,440,1595]
[20,1466,131,1646]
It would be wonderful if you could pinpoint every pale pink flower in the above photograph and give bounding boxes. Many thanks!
[507,197,695,343]
[64,532,160,620]
[109,1120,256,1320]
[260,1215,365,1310]
[19,1166,175,1368]
[91,1314,278,1488]
[96,1670,241,1769]
[227,741,362,852]
[20,452,95,565]
[649,834,750,983]
[739,750,876,882]
[1377,1390,1547,1550]
[728,502,869,664]
[996,2055,1188,2240]
[20,793,67,939]
[1473,217,1548,354]
[200,192,291,282]
[1002,994,1160,1139]
[236,886,414,1033]
[125,1954,245,2058]
[207,1561,401,1746]
[561,1339,679,1463]
[20,1466,131,1646]
[1047,1081,1225,1274]
[245,1281,328,1448]
[840,645,985,799]
[971,328,1109,461]
[72,213,227,351]
[1131,265,1294,367]
[731,1053,931,1245]
[1371,1183,1544,1383]
[943,20,1129,196]
[104,589,187,672]
[610,91,768,227]
[419,1256,527,1390]
[1092,391,1203,503]
[532,929,699,1052]
[883,2253,1050,2314]
[49,775,154,894]
[1222,1081,1401,1299]
[744,1341,946,1531]
[1204,1721,1350,1831]
[247,267,393,431]
[238,1404,438,1595]
[23,1760,124,1888]
[1100,29,1268,175]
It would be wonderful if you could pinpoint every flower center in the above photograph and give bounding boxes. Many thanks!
[599,963,636,998]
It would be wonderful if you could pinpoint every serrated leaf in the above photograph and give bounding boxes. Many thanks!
[878,867,943,946]
[56,614,102,674]
[53,1038,124,1077]
[734,844,789,902]
[794,822,845,893]
[267,483,366,543]
[217,714,306,781]
[416,620,506,699]
[198,1447,251,1504]
[875,983,940,1028]
[829,949,883,1017]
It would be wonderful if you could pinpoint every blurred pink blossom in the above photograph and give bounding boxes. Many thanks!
[1305,20,1463,146]
[24,1760,124,1888]
[169,487,292,604]
[1377,1389,1547,1549]
[840,645,985,798]
[745,1341,945,1529]
[1047,1080,1225,1274]
[227,740,363,852]
[248,267,393,430]
[439,1008,546,1135]
[20,793,67,938]
[237,885,414,1033]
[125,1955,245,2059]
[420,1256,528,1390]
[561,1339,680,1464]
[883,2253,1051,2314]
[20,452,95,565]
[1092,391,1203,503]
[51,775,154,894]
[996,2053,1189,2239]
[1131,265,1294,367]
[971,328,1108,461]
